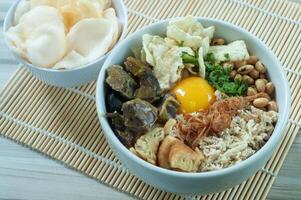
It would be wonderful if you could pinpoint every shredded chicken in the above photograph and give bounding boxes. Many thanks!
[176,112,210,148]
[176,94,265,148]
[199,106,277,171]
[208,96,250,133]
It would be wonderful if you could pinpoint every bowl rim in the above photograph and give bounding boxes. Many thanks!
[96,16,291,178]
[3,0,128,72]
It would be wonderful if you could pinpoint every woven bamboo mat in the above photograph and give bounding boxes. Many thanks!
[1,0,300,199]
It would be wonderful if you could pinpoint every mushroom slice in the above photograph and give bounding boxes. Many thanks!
[158,95,180,123]
[122,98,158,132]
[106,65,137,99]
[124,57,162,102]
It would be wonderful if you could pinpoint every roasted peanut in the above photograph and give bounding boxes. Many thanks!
[247,55,258,65]
[267,101,278,111]
[249,69,259,79]
[234,74,242,82]
[253,98,269,108]
[247,87,257,96]
[266,82,275,95]
[255,61,266,73]
[260,92,271,100]
[237,65,254,75]
[212,38,225,45]
[230,70,237,79]
[259,73,267,79]
[260,107,267,111]
[234,60,247,69]
[262,79,268,84]
[242,75,254,85]
[255,79,266,92]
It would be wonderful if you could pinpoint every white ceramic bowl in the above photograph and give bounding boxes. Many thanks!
[96,17,290,195]
[3,0,127,88]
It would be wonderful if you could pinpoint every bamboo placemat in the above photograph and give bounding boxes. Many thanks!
[1,0,300,199]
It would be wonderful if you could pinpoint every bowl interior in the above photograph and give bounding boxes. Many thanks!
[3,0,128,72]
[96,17,290,177]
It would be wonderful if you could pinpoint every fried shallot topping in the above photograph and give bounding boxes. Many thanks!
[176,112,210,149]
[176,93,265,148]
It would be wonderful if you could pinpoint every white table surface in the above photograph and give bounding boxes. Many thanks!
[1,1,301,199]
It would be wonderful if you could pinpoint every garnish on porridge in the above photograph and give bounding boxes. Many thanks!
[105,16,278,172]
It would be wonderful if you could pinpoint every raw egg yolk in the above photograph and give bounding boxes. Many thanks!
[172,77,215,114]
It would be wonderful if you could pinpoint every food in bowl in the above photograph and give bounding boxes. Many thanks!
[104,16,278,173]
[5,0,120,69]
